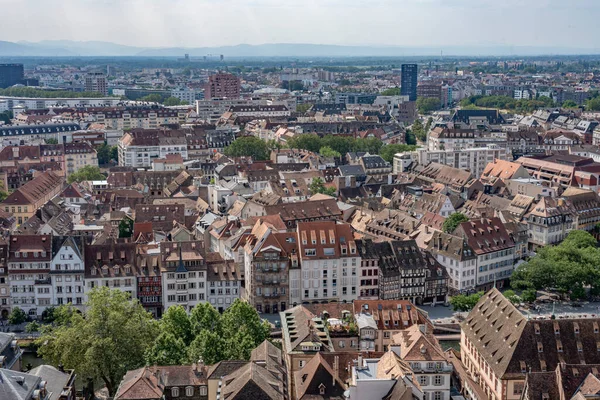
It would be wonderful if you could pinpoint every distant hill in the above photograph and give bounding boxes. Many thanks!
[0,40,599,57]
[18,40,144,56]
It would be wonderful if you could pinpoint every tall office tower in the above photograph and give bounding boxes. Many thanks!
[85,72,108,95]
[401,64,418,101]
[204,73,241,99]
[0,64,24,89]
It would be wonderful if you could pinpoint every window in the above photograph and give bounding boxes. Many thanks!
[434,375,442,386]
[434,392,442,400]
[299,360,305,368]
[171,387,179,397]
[419,376,428,386]
[199,386,207,396]
[185,386,193,396]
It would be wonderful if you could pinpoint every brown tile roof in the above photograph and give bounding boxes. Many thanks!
[3,171,63,206]
[393,324,446,362]
[264,198,341,224]
[352,299,430,331]
[456,217,515,255]
[220,362,284,400]
[293,353,346,400]
[114,366,163,400]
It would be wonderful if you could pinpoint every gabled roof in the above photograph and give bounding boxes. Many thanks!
[220,363,284,400]
[294,353,346,400]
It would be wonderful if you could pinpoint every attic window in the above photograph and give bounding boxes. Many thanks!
[520,361,526,373]
[574,323,580,334]
[319,383,326,395]
[557,340,563,353]
[595,322,599,334]
[534,323,540,335]
[537,342,543,353]
[554,322,560,335]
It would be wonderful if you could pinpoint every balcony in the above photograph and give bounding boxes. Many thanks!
[262,279,280,285]
[262,293,281,298]
[34,278,51,285]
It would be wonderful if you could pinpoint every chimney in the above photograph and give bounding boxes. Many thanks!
[333,356,339,386]
[437,236,442,249]
[425,225,430,234]
[357,354,363,368]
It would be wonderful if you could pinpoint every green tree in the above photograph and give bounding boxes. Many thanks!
[511,230,600,299]
[8,307,28,325]
[412,119,427,142]
[381,87,401,96]
[0,181,8,202]
[110,146,119,163]
[45,138,59,145]
[190,302,221,332]
[521,289,537,302]
[309,177,336,197]
[405,129,417,145]
[188,329,224,365]
[145,332,187,365]
[97,143,111,165]
[562,100,579,108]
[224,136,270,161]
[164,96,184,106]
[67,165,105,184]
[417,97,441,114]
[380,144,418,163]
[425,117,434,131]
[160,305,193,345]
[319,146,341,158]
[139,94,162,103]
[220,300,270,355]
[25,321,40,333]
[36,288,159,397]
[587,97,600,111]
[442,213,469,233]
[287,134,322,153]
[41,306,57,324]
[118,217,133,238]
[450,292,484,312]
[503,290,520,304]
[0,111,11,125]
[296,103,313,114]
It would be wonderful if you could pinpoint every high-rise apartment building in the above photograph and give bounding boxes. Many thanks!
[0,64,24,89]
[204,73,241,99]
[401,64,418,101]
[85,72,108,95]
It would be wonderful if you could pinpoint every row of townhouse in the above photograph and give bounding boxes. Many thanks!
[240,219,450,315]
[0,235,242,319]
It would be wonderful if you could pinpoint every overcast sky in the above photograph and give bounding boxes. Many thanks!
[1,0,598,49]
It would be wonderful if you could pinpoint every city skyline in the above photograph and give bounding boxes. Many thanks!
[0,0,599,51]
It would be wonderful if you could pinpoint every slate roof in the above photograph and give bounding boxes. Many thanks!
[0,123,81,137]
[0,369,42,400]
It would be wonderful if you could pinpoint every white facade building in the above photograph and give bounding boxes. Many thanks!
[49,237,85,310]
[160,241,207,312]
[394,146,508,177]
[291,221,360,306]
